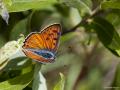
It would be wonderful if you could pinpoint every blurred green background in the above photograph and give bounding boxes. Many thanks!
[1,0,120,90]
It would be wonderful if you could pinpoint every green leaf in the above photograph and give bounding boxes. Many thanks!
[0,35,6,48]
[54,73,65,90]
[0,41,20,66]
[0,1,9,24]
[106,10,120,29]
[30,10,53,31]
[32,63,47,90]
[0,36,24,70]
[101,1,120,9]
[4,0,57,12]
[112,63,120,90]
[0,60,9,71]
[0,71,33,90]
[4,57,31,71]
[10,19,27,40]
[3,0,12,6]
[70,8,81,26]
[59,0,92,16]
[90,17,120,56]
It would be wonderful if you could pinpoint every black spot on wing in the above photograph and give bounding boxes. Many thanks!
[52,30,58,33]
[53,38,57,40]
[48,33,54,36]
[53,43,56,45]
[46,37,49,40]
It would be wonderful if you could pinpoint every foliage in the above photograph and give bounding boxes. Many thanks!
[54,73,65,90]
[0,0,120,90]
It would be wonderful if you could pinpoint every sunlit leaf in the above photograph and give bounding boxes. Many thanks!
[3,0,12,6]
[3,0,57,12]
[54,73,65,90]
[0,36,24,70]
[0,41,19,67]
[70,8,81,26]
[0,71,33,90]
[0,1,9,24]
[101,1,120,9]
[106,11,120,29]
[59,0,92,16]
[32,64,47,90]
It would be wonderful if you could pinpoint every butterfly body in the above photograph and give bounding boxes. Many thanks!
[22,24,61,63]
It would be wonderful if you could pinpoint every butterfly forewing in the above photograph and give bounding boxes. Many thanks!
[40,24,61,52]
[22,33,45,49]
[22,24,61,51]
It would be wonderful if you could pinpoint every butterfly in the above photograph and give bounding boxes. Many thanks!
[22,24,61,63]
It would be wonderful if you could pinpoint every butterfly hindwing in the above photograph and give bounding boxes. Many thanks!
[23,49,53,63]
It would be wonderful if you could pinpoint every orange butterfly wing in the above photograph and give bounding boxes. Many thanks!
[40,24,61,52]
[22,24,61,51]
[22,33,45,49]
